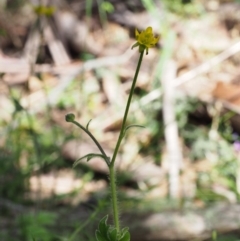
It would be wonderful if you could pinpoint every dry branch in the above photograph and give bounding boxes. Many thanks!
[162,60,182,199]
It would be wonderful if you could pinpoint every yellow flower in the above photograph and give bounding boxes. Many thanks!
[131,26,159,55]
[34,5,55,16]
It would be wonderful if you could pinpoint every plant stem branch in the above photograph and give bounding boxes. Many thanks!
[71,120,109,165]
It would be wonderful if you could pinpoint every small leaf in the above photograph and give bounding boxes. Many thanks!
[125,124,145,132]
[119,230,130,241]
[108,227,117,241]
[96,230,106,241]
[86,119,92,130]
[98,215,109,238]
[124,124,145,136]
[121,227,129,236]
[73,153,108,168]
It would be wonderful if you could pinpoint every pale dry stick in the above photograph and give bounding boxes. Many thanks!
[162,60,182,199]
[0,50,135,138]
[0,24,41,85]
[218,100,240,115]
[1,60,133,119]
[0,12,70,85]
[142,40,240,105]
[20,39,240,129]
[20,49,135,111]
[3,41,240,117]
[23,27,40,68]
[23,12,71,68]
[0,47,134,75]
[174,41,240,87]
[0,57,30,74]
[43,18,71,65]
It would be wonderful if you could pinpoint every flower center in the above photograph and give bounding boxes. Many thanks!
[140,33,154,45]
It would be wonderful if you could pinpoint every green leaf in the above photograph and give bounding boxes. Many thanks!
[124,124,145,136]
[121,227,129,235]
[73,153,109,168]
[108,227,117,241]
[100,1,114,13]
[119,230,130,241]
[96,216,125,241]
[125,124,145,131]
[98,215,110,238]
[96,230,106,241]
[119,228,130,241]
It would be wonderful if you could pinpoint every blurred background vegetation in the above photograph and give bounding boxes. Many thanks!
[1,0,240,240]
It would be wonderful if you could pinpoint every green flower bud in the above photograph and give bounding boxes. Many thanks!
[65,113,75,122]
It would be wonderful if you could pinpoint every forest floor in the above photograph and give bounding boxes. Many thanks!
[1,0,240,240]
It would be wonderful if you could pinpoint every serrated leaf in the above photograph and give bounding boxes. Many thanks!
[120,227,129,236]
[98,215,110,238]
[96,230,106,241]
[73,153,108,168]
[118,230,130,241]
[108,227,117,241]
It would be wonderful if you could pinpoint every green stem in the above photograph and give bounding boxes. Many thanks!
[109,164,119,232]
[71,120,109,165]
[111,51,144,166]
[109,51,144,232]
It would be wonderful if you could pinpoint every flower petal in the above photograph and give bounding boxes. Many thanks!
[135,29,140,38]
[146,27,152,33]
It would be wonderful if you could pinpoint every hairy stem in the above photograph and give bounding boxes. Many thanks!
[111,51,144,167]
[109,51,144,232]
[109,165,119,232]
